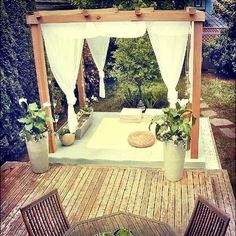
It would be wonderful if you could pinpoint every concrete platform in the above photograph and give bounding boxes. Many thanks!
[49,112,221,169]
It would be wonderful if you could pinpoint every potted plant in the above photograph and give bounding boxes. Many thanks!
[18,99,52,174]
[58,127,75,146]
[149,102,196,181]
[76,104,93,139]
[94,228,133,236]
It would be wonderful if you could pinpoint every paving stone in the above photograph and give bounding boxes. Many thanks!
[219,128,236,139]
[210,118,234,127]
[200,102,209,109]
[201,110,217,117]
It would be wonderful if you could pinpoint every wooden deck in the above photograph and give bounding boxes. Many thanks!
[1,162,235,236]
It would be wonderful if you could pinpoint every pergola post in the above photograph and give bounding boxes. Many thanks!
[77,60,86,108]
[28,18,57,153]
[191,21,203,158]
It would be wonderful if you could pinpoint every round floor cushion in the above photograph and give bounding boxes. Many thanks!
[128,131,156,148]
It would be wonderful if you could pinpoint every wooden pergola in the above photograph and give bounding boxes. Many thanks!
[26,7,204,158]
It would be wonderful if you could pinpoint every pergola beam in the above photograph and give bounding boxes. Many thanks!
[27,8,205,24]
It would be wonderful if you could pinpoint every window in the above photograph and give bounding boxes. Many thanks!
[195,0,203,7]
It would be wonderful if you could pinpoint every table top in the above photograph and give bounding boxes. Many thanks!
[63,212,176,236]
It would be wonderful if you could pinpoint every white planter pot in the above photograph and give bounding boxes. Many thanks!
[163,141,186,182]
[26,133,49,174]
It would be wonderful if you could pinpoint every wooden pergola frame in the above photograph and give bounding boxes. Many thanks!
[26,7,204,158]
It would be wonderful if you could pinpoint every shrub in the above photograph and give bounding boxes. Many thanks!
[0,1,37,164]
[203,31,236,77]
[122,83,169,108]
[109,34,161,100]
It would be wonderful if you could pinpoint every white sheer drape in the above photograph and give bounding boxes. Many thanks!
[42,21,192,131]
[42,25,84,133]
[147,22,190,107]
[41,22,146,39]
[189,22,194,102]
[87,37,110,98]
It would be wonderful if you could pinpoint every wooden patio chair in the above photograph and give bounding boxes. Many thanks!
[20,189,70,236]
[184,195,230,236]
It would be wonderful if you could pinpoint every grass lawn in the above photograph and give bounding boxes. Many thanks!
[201,73,236,196]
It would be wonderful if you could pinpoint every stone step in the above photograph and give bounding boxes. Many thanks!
[219,128,236,139]
[210,118,234,127]
[201,109,217,117]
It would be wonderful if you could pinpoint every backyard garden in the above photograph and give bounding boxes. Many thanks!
[0,1,236,235]
[0,0,235,192]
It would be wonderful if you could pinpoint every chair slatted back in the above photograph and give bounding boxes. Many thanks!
[20,189,70,236]
[184,196,230,236]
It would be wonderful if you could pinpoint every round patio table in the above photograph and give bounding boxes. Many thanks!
[63,212,176,236]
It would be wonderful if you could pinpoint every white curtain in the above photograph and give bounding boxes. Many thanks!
[41,25,84,133]
[189,22,194,102]
[87,37,110,98]
[42,22,146,39]
[147,22,190,107]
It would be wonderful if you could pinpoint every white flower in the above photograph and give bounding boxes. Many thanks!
[177,99,188,107]
[43,102,51,108]
[19,98,28,106]
[92,96,98,102]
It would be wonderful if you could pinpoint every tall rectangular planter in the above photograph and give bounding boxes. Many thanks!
[75,113,93,140]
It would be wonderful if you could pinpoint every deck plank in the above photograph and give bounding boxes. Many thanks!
[0,162,235,236]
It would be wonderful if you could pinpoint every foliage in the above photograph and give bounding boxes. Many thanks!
[0,0,37,164]
[95,228,133,236]
[149,102,196,146]
[122,83,168,108]
[114,228,133,236]
[3,0,38,103]
[58,127,72,136]
[109,34,161,100]
[213,0,236,38]
[203,0,236,77]
[203,31,236,76]
[69,0,193,10]
[0,70,26,164]
[18,100,52,142]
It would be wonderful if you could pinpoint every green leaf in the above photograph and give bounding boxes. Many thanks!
[28,102,38,111]
[171,124,178,133]
[183,123,190,135]
[34,122,45,131]
[18,117,31,124]
[25,123,33,131]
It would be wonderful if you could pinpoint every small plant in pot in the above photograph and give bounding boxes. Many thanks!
[18,98,52,174]
[58,127,75,146]
[149,101,196,182]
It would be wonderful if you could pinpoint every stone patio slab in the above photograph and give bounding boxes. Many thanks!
[49,112,220,170]
[219,128,236,139]
[210,118,234,127]
[201,109,217,117]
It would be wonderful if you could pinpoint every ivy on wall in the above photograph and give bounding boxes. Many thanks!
[0,0,38,164]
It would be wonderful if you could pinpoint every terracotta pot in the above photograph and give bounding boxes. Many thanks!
[59,133,75,146]
[26,132,49,174]
[163,141,186,181]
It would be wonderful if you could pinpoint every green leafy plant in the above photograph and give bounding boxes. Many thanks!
[114,228,133,236]
[95,232,113,236]
[109,33,161,101]
[149,102,196,146]
[18,99,52,142]
[94,228,133,236]
[58,127,72,136]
